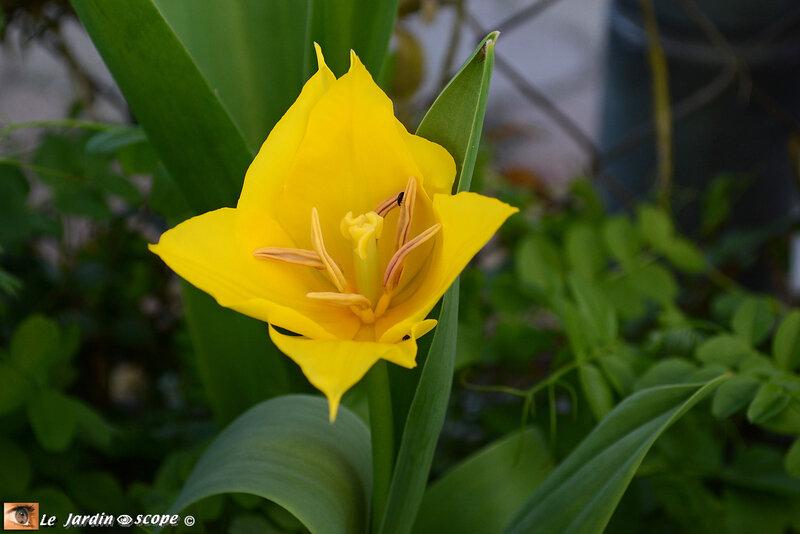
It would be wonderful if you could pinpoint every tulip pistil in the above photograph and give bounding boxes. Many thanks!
[341,211,384,307]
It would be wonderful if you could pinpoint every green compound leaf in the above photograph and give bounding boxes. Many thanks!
[504,376,728,534]
[165,395,372,534]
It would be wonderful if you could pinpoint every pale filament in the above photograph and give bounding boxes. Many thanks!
[307,292,372,309]
[375,190,405,217]
[253,247,325,269]
[310,207,349,293]
[395,176,417,250]
[383,223,441,292]
[253,176,439,326]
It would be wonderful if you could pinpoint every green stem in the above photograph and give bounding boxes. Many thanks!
[367,360,394,531]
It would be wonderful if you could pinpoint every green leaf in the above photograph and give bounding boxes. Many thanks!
[598,353,636,395]
[417,32,498,193]
[181,283,292,425]
[379,285,459,534]
[662,238,706,274]
[515,234,564,297]
[154,0,309,150]
[786,438,800,479]
[0,164,37,248]
[26,390,78,452]
[634,358,697,390]
[167,395,371,534]
[378,35,497,531]
[568,273,618,346]
[603,216,639,271]
[0,361,32,414]
[67,471,127,513]
[636,205,673,251]
[0,437,31,494]
[70,0,254,214]
[731,297,774,346]
[579,363,614,421]
[73,399,114,450]
[624,263,677,306]
[747,381,791,424]
[774,310,800,371]
[413,429,553,534]
[504,376,727,534]
[9,315,60,380]
[229,514,283,534]
[711,375,760,418]
[86,127,148,154]
[696,334,752,368]
[565,223,606,278]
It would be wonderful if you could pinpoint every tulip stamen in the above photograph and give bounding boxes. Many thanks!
[375,190,404,217]
[311,207,349,293]
[395,176,417,250]
[253,247,325,269]
[383,223,441,293]
[307,291,372,309]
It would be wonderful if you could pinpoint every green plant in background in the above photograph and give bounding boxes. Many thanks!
[1,0,799,533]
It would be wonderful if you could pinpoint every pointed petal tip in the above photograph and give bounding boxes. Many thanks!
[328,397,340,422]
[313,42,326,71]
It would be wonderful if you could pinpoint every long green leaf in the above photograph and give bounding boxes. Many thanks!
[413,429,553,534]
[309,0,399,77]
[379,285,458,534]
[70,0,252,213]
[389,31,499,439]
[165,395,372,534]
[72,0,300,422]
[154,0,310,151]
[181,284,293,424]
[377,33,498,533]
[417,31,498,193]
[504,376,728,534]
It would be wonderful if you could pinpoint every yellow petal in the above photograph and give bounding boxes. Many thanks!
[376,192,518,343]
[274,52,453,273]
[269,318,437,421]
[149,207,360,340]
[237,43,335,214]
[397,124,456,197]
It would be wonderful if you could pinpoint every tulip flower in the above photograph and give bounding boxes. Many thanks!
[150,45,516,420]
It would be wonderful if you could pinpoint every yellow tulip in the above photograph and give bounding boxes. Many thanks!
[149,45,517,420]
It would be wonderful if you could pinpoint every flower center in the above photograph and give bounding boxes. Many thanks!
[253,176,440,325]
[340,211,383,306]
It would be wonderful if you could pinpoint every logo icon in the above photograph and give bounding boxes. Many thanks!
[116,515,133,527]
[3,503,38,530]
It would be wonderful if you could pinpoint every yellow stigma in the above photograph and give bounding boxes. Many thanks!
[341,211,383,306]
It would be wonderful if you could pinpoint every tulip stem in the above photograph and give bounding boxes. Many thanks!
[367,360,394,530]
